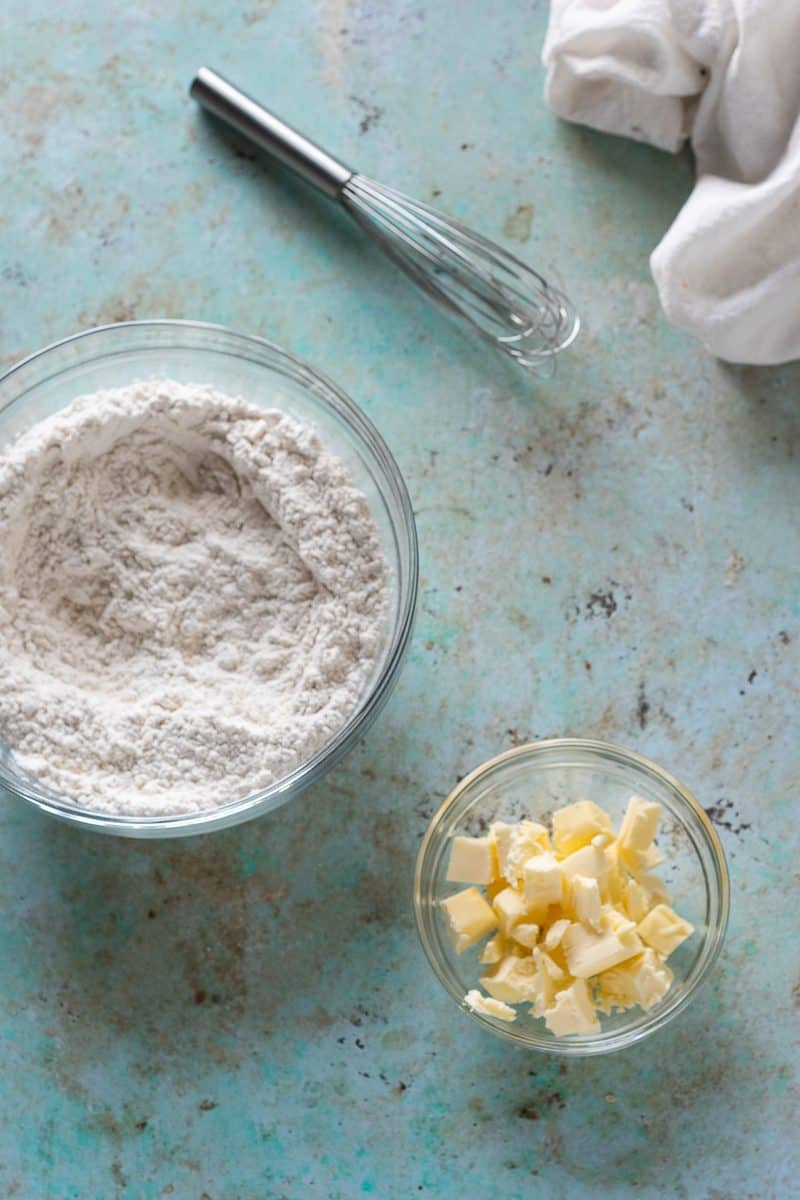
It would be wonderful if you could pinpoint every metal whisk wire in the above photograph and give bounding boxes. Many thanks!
[342,175,578,368]
[191,68,579,371]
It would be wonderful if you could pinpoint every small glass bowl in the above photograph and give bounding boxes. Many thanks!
[0,320,418,837]
[414,739,729,1055]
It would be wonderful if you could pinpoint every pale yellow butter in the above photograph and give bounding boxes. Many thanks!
[562,920,642,978]
[552,800,614,856]
[636,903,694,958]
[442,886,497,954]
[522,852,563,912]
[453,793,693,1037]
[571,874,602,931]
[490,820,550,885]
[465,989,516,1022]
[446,835,497,885]
[544,978,600,1036]
[623,877,650,923]
[618,795,661,855]
[492,885,530,936]
[481,954,538,1003]
[479,933,508,965]
[529,946,567,1017]
[560,842,611,896]
[543,917,571,951]
[513,922,540,949]
[596,948,672,1013]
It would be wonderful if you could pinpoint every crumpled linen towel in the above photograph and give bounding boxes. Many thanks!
[542,0,800,364]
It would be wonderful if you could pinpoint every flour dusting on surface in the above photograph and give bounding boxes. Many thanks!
[0,380,387,815]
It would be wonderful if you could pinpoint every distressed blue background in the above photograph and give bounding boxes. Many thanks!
[0,2,798,1197]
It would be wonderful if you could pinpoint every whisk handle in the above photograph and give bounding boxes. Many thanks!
[190,67,353,199]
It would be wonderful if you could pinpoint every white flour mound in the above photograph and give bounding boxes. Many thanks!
[0,380,388,816]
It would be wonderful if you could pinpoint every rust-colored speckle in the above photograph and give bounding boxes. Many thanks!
[111,1161,128,1188]
[502,203,534,243]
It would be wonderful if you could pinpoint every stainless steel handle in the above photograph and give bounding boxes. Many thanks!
[190,67,354,199]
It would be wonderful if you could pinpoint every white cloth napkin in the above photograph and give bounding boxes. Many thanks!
[542,0,800,364]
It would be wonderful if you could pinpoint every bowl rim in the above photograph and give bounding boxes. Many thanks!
[0,319,419,836]
[413,737,730,1056]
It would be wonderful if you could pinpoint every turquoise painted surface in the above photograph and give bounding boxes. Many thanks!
[1,2,799,1197]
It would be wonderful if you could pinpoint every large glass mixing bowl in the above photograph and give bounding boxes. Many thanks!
[0,321,418,837]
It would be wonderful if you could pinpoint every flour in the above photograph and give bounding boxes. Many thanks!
[0,380,387,815]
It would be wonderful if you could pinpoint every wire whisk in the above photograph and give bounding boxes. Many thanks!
[191,68,579,371]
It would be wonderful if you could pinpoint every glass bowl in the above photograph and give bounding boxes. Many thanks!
[0,320,418,837]
[414,738,729,1055]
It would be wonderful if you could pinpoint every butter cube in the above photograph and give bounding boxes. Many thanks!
[465,989,516,1022]
[600,904,639,941]
[529,946,569,1017]
[481,953,538,1003]
[446,835,497,885]
[492,886,530,936]
[544,979,601,1036]
[618,796,664,874]
[442,887,497,954]
[479,933,508,965]
[618,795,661,854]
[513,922,540,949]
[534,945,567,981]
[596,948,672,1013]
[623,878,650,924]
[636,904,694,958]
[604,842,627,904]
[571,874,602,931]
[543,917,571,951]
[562,921,642,978]
[491,820,551,885]
[560,843,610,896]
[523,853,564,912]
[552,801,614,857]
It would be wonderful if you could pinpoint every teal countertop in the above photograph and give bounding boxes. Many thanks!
[1,2,798,1197]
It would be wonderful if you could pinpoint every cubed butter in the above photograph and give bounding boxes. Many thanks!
[513,922,540,949]
[552,800,614,856]
[465,989,516,1022]
[479,933,507,965]
[446,835,497,885]
[560,843,611,896]
[534,945,567,981]
[604,841,627,904]
[442,887,497,954]
[492,886,530,936]
[571,874,602,931]
[529,947,569,1017]
[456,796,691,1037]
[618,795,661,857]
[600,904,639,942]
[481,954,538,1003]
[623,878,650,924]
[490,820,550,885]
[562,920,642,978]
[596,948,672,1013]
[523,852,564,912]
[636,904,694,958]
[544,979,600,1036]
[543,917,571,951]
